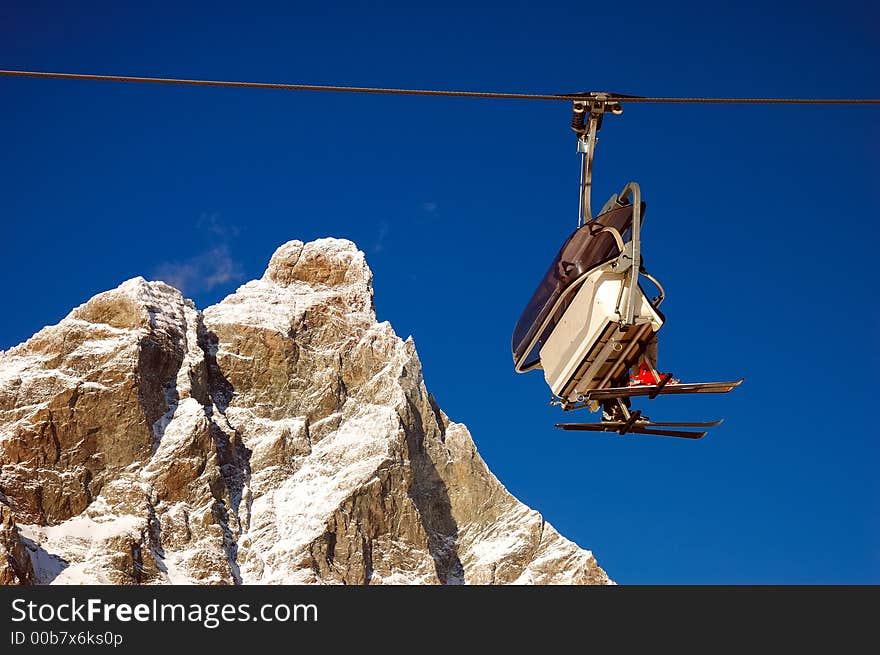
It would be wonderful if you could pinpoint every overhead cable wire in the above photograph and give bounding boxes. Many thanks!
[1,69,879,105]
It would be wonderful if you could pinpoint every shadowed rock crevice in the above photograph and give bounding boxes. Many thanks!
[197,323,234,413]
[199,317,251,582]
[402,397,464,585]
[210,423,252,527]
[427,394,447,442]
[212,500,242,585]
[19,537,65,584]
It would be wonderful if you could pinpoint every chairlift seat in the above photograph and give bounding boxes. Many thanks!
[540,262,663,401]
[511,202,664,402]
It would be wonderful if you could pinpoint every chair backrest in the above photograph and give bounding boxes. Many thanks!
[512,202,644,372]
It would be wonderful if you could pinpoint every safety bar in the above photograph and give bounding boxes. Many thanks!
[596,226,625,252]
[640,271,665,308]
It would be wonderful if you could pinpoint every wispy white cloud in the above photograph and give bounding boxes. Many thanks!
[373,220,390,253]
[152,245,243,295]
[422,201,438,214]
[151,212,245,295]
[197,212,240,239]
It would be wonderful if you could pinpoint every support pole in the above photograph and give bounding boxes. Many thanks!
[570,93,622,227]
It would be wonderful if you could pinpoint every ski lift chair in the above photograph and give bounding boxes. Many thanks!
[511,183,666,409]
[511,94,741,437]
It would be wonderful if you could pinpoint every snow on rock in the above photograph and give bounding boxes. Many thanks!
[0,238,611,585]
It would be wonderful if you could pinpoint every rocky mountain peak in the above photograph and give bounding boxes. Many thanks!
[0,238,611,585]
[264,238,372,292]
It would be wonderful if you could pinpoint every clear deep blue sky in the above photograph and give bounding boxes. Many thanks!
[1,1,877,584]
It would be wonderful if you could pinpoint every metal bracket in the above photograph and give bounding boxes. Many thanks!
[598,193,622,216]
[648,373,674,399]
[611,241,636,274]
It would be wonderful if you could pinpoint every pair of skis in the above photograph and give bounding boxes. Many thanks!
[555,379,743,439]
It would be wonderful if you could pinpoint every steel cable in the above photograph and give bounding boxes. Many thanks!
[2,69,879,105]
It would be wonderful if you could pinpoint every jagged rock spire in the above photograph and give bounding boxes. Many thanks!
[0,239,610,585]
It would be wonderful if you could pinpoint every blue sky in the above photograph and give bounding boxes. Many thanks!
[1,1,877,583]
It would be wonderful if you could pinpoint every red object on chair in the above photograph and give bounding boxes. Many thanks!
[630,362,659,386]
[629,362,680,386]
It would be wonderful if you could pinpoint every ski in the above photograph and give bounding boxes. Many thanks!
[583,378,744,402]
[555,419,721,439]
[630,427,707,439]
[594,419,724,428]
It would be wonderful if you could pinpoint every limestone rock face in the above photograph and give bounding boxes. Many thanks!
[0,500,34,584]
[0,238,611,585]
